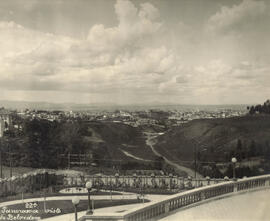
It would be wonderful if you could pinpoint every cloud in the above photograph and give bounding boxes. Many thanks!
[139,2,160,20]
[230,61,270,82]
[86,0,161,53]
[206,0,266,33]
[0,0,269,104]
[0,20,77,90]
[0,0,172,98]
[157,58,269,102]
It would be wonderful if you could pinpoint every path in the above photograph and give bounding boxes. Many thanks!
[120,149,152,162]
[42,194,168,221]
[43,204,138,221]
[144,132,203,178]
[0,192,137,208]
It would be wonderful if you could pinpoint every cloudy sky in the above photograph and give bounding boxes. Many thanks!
[0,0,269,105]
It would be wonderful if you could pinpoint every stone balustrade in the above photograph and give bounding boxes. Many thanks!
[79,174,270,221]
[64,175,223,190]
[0,171,223,198]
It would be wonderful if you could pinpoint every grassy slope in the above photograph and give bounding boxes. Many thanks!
[154,115,270,166]
[1,121,158,176]
[84,121,157,162]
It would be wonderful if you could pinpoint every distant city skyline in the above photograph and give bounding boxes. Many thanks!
[0,99,253,110]
[0,0,269,105]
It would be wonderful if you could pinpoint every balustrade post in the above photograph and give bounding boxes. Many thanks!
[233,182,238,192]
[165,202,170,213]
[266,179,270,186]
[169,173,173,190]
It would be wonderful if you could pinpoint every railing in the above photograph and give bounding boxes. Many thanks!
[79,174,270,221]
[0,170,224,198]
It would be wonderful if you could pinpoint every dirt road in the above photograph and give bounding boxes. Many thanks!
[144,132,203,178]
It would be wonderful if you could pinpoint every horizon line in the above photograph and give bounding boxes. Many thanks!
[0,99,256,106]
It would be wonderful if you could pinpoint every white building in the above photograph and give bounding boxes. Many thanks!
[0,119,5,137]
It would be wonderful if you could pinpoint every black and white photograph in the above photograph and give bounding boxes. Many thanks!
[0,0,269,220]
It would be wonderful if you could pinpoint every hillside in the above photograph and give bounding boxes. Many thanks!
[154,115,270,174]
[5,114,270,177]
[82,121,157,163]
[0,119,158,170]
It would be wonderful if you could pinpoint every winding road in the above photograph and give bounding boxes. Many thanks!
[144,132,203,178]
[121,149,152,162]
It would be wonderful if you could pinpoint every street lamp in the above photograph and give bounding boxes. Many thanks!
[206,176,210,185]
[10,176,16,195]
[133,173,140,199]
[109,176,113,202]
[187,176,192,189]
[169,173,173,190]
[231,157,237,181]
[22,174,27,202]
[150,173,156,188]
[115,173,119,188]
[224,176,229,181]
[140,181,145,204]
[72,196,80,221]
[133,173,137,188]
[194,144,197,180]
[43,189,47,212]
[85,181,93,215]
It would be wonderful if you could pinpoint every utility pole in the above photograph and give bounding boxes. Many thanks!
[9,149,12,178]
[68,152,71,170]
[194,143,197,187]
[0,150,3,179]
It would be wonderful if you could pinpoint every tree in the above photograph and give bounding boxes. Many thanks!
[265,140,270,160]
[154,156,164,170]
[248,99,270,115]
[247,140,256,158]
[236,139,243,161]
[249,106,255,115]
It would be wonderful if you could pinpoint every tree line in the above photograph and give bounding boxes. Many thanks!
[0,118,174,173]
[248,99,270,115]
[0,119,94,169]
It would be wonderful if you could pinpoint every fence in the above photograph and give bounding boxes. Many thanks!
[0,170,65,197]
[0,171,225,198]
[64,174,224,190]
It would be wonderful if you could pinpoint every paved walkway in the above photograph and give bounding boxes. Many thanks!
[159,189,270,221]
[43,204,141,221]
[0,192,168,221]
[42,194,167,221]
[4,189,269,221]
[0,193,137,208]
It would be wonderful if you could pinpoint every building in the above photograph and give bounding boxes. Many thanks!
[0,108,12,137]
[0,119,4,137]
